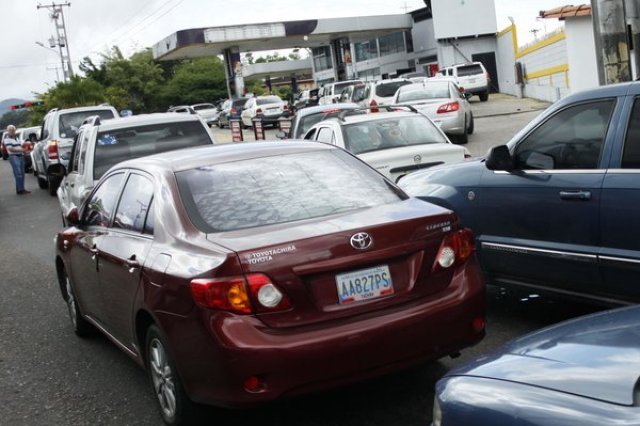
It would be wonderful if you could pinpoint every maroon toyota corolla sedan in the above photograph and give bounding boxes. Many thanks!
[54,141,485,425]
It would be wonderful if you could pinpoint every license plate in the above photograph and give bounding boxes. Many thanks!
[335,265,393,305]
[468,78,477,84]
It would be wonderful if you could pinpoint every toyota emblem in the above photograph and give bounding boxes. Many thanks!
[414,155,422,164]
[350,232,373,250]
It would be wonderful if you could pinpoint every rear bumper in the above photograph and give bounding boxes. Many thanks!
[161,258,485,408]
[431,112,466,135]
[464,85,489,95]
[257,113,290,125]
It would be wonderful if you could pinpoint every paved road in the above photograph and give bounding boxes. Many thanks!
[0,105,604,425]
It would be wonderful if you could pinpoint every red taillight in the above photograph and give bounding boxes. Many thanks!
[283,104,288,111]
[432,228,475,272]
[486,72,491,82]
[437,101,460,114]
[256,108,263,115]
[48,140,59,160]
[370,99,379,113]
[243,375,264,393]
[231,107,237,114]
[190,273,290,314]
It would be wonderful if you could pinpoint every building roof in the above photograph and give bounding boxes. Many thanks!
[540,4,592,20]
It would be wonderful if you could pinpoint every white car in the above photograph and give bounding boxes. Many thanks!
[392,79,474,144]
[318,80,363,105]
[57,113,216,222]
[191,103,220,126]
[356,78,412,111]
[437,62,491,102]
[303,109,469,182]
[240,95,289,128]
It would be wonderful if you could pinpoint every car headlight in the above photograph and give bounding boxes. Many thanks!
[432,396,442,426]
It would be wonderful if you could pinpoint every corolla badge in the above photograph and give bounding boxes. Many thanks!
[350,232,373,250]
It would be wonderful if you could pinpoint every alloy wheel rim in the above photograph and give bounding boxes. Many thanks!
[65,277,77,328]
[150,338,177,419]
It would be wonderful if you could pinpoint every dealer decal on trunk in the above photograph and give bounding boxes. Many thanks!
[246,245,297,264]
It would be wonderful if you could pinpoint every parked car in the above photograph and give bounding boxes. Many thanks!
[217,97,249,128]
[190,103,220,127]
[1,131,7,160]
[356,78,413,111]
[58,113,216,223]
[33,105,118,196]
[277,103,361,140]
[338,84,367,104]
[434,305,640,426]
[318,80,364,105]
[399,81,640,305]
[303,108,469,182]
[392,79,474,144]
[240,95,289,128]
[437,62,491,102]
[293,88,319,111]
[55,141,485,425]
[167,105,196,114]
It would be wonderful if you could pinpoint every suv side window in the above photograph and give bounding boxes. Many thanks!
[622,98,640,168]
[514,100,615,170]
[113,173,154,233]
[316,127,334,143]
[83,173,125,227]
[304,129,317,140]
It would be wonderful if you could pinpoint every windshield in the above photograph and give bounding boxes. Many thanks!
[397,83,451,102]
[59,110,116,139]
[376,81,411,97]
[257,96,282,105]
[176,150,401,232]
[457,64,483,77]
[343,115,447,155]
[93,120,211,179]
[192,104,215,111]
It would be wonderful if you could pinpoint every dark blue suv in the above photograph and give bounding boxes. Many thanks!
[399,82,640,305]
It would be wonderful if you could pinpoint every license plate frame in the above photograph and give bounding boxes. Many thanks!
[335,265,393,305]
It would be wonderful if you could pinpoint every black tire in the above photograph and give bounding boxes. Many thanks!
[468,113,475,135]
[37,175,48,189]
[62,269,94,337]
[146,325,200,425]
[48,175,61,196]
[479,91,489,102]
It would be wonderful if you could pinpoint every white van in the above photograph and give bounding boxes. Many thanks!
[437,62,491,102]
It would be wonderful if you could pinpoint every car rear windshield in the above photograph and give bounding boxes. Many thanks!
[343,115,447,155]
[296,109,362,137]
[93,120,211,179]
[456,64,483,77]
[232,98,249,108]
[192,104,215,111]
[176,149,402,232]
[375,81,411,97]
[257,96,282,105]
[59,110,116,139]
[396,83,451,102]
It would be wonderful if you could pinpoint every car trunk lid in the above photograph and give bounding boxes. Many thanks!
[208,198,459,329]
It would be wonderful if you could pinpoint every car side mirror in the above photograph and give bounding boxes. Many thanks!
[65,206,80,226]
[485,145,514,171]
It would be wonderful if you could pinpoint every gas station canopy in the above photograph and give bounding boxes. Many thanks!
[242,59,312,79]
[152,14,413,60]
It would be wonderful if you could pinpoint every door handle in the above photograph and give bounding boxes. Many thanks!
[126,255,140,273]
[559,190,591,201]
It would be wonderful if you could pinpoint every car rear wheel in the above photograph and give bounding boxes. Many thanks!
[467,113,475,135]
[37,175,48,189]
[48,175,61,196]
[146,325,200,426]
[63,269,94,337]
[479,91,489,102]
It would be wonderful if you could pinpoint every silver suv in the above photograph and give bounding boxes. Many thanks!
[438,62,491,102]
[33,105,118,195]
[57,113,216,222]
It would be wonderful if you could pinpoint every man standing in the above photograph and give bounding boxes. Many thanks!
[4,125,30,195]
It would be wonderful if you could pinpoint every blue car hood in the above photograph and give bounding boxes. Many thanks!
[449,306,640,406]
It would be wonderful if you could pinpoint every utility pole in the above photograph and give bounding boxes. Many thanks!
[37,2,73,82]
[625,0,640,79]
[591,0,632,84]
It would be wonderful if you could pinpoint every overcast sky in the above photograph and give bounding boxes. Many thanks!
[0,0,568,100]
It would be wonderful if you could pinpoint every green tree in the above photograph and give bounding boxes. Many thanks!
[156,57,227,108]
[43,76,106,109]
[0,110,31,129]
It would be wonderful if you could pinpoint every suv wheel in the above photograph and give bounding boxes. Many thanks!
[37,175,48,189]
[48,175,61,196]
[479,91,489,102]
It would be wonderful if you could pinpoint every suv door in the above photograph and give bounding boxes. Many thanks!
[97,172,155,347]
[60,129,86,213]
[600,95,640,301]
[477,99,617,297]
